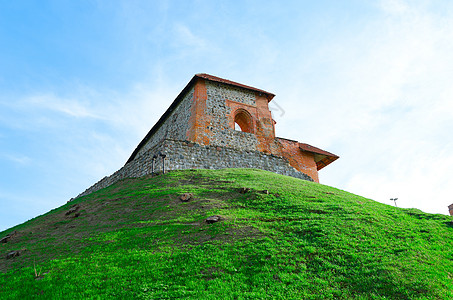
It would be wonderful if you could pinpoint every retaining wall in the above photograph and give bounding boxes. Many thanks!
[76,139,313,198]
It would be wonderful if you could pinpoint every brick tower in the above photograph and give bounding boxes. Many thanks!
[77,74,339,197]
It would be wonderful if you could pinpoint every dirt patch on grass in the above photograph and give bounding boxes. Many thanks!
[0,174,264,273]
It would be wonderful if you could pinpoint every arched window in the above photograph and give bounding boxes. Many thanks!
[234,109,253,133]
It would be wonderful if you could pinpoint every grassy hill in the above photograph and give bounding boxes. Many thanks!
[1,169,452,299]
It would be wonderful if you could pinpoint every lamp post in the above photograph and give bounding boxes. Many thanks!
[390,198,398,207]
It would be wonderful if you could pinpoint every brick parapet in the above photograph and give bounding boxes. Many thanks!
[277,137,319,182]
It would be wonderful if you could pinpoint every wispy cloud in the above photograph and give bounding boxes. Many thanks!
[0,78,185,231]
[174,23,208,49]
[293,0,453,214]
[24,94,101,119]
[0,80,177,135]
[2,0,453,232]
[1,153,31,165]
[379,0,411,14]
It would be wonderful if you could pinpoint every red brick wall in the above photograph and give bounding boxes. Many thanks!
[277,138,319,182]
[225,93,279,154]
[188,79,211,145]
[226,100,259,133]
[254,95,278,154]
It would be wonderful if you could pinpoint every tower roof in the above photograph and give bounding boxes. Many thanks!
[298,143,339,170]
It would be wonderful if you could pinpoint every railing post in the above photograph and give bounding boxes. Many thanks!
[159,151,167,174]
[152,154,157,175]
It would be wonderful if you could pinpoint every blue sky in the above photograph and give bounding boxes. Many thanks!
[1,0,453,231]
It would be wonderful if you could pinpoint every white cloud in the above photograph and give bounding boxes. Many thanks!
[379,0,411,14]
[25,94,101,119]
[1,153,31,165]
[174,24,208,49]
[0,77,185,232]
[347,2,452,213]
[273,0,453,215]
[2,0,453,232]
[1,79,178,137]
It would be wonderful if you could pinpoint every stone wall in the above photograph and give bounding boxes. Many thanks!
[206,81,256,106]
[197,81,259,151]
[136,87,194,157]
[76,139,313,198]
[75,77,324,199]
[135,81,262,158]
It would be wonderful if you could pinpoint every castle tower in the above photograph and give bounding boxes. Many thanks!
[127,74,281,161]
[77,74,338,197]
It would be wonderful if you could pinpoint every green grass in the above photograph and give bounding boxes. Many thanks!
[1,168,452,299]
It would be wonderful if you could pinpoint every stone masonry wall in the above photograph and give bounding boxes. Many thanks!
[202,81,258,150]
[206,81,256,106]
[76,139,313,198]
[136,81,260,158]
[76,78,318,199]
[136,87,195,157]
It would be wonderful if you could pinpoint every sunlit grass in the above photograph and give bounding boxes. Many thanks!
[1,169,452,299]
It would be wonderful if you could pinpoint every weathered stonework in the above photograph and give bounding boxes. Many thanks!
[76,74,339,198]
[136,87,194,157]
[77,139,313,198]
[206,81,256,106]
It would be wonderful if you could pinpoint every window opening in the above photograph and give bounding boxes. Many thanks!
[234,109,253,133]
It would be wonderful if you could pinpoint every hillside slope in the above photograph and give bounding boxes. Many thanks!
[1,169,452,299]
